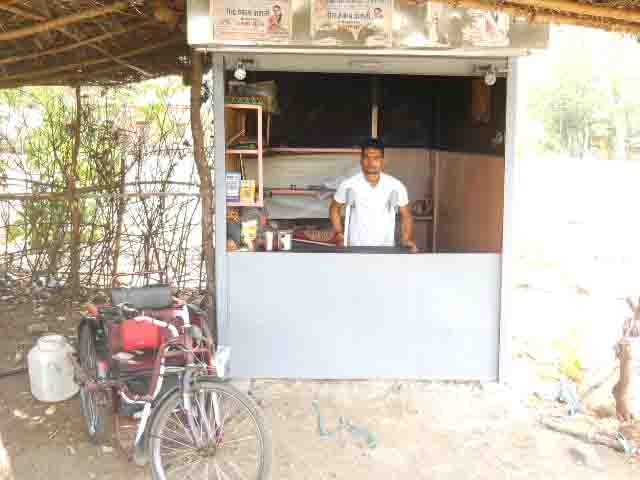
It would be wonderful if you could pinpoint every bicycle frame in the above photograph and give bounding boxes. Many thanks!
[74,303,218,465]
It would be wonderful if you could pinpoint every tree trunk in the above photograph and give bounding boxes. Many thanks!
[70,86,82,296]
[190,50,216,338]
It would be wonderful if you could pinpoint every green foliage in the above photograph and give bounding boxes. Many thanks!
[527,27,640,159]
[1,86,132,272]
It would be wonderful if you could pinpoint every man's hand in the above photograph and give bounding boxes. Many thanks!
[398,205,416,253]
[330,199,345,248]
[402,239,418,254]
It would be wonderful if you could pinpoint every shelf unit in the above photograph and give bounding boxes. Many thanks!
[225,103,263,208]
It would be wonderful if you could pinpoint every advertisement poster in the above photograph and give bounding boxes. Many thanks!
[212,0,292,43]
[393,1,511,48]
[311,0,394,47]
[463,10,510,47]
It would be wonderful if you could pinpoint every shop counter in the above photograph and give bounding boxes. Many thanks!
[221,251,501,380]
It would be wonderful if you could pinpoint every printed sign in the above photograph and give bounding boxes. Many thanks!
[393,1,532,49]
[212,0,291,43]
[311,0,394,47]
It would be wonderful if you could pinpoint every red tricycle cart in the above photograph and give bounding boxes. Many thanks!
[74,272,272,479]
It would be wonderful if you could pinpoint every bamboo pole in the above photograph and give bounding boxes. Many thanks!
[533,12,640,33]
[0,64,151,89]
[436,0,640,34]
[0,21,157,67]
[0,2,130,42]
[70,86,82,297]
[0,3,46,21]
[511,0,640,25]
[0,37,183,83]
[53,27,153,78]
[112,153,127,279]
[0,191,201,200]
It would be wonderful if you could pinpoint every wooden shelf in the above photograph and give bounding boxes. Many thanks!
[268,188,334,198]
[227,147,359,156]
[227,200,264,208]
[224,100,264,208]
[226,149,259,155]
[413,215,434,221]
[225,103,264,110]
[265,147,360,155]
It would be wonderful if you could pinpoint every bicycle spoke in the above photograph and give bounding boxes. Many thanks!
[159,442,196,455]
[210,392,222,431]
[153,385,267,480]
[221,435,256,445]
[163,420,194,442]
[167,410,199,444]
[195,393,215,441]
[161,448,200,465]
[222,459,250,480]
[152,433,198,451]
[165,455,206,478]
[223,412,251,437]
[214,461,233,480]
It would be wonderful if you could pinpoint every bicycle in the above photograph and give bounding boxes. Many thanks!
[74,273,272,479]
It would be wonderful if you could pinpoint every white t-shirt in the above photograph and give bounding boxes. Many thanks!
[334,172,409,246]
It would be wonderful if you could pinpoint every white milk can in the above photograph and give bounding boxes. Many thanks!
[28,334,79,402]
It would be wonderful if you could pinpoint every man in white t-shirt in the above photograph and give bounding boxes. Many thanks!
[330,138,417,253]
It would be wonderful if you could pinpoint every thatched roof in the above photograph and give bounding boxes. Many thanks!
[452,0,640,35]
[0,1,190,89]
[1,0,639,89]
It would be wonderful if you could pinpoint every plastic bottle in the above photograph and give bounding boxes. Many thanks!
[28,334,79,402]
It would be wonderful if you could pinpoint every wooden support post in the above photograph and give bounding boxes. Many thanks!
[190,50,217,337]
[431,150,439,253]
[70,86,82,297]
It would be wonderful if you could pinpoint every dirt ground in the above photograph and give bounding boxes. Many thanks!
[1,296,638,480]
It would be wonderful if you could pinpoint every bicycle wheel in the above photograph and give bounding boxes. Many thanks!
[148,380,272,480]
[78,323,112,444]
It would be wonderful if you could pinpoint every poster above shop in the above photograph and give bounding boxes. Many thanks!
[187,0,548,50]
[392,1,544,49]
[211,0,292,43]
[311,0,393,47]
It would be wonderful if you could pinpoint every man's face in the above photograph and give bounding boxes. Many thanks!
[361,147,384,176]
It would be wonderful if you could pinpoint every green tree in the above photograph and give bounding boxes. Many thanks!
[527,27,640,159]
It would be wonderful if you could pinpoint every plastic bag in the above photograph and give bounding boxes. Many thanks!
[215,345,232,378]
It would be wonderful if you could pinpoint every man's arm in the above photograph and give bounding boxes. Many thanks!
[330,199,345,246]
[398,205,417,253]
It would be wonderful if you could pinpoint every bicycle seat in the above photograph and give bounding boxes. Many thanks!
[111,285,172,309]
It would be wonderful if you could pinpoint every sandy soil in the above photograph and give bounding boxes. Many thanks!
[0,294,637,480]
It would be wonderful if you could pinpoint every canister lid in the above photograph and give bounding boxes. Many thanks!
[37,334,65,351]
